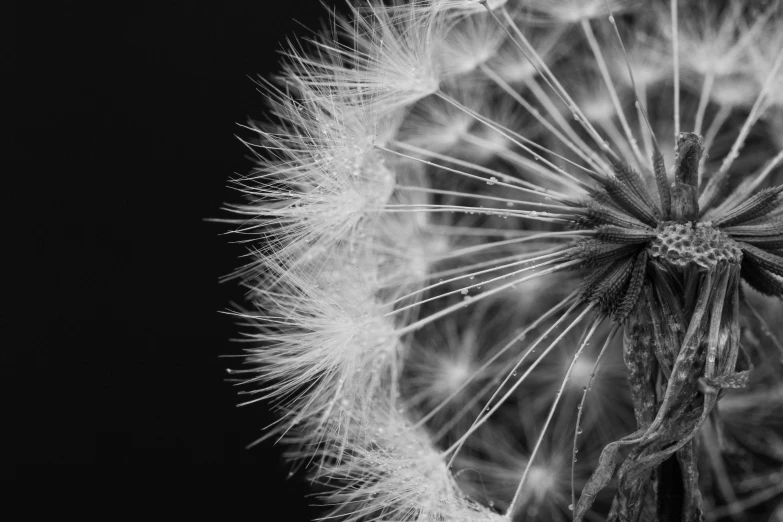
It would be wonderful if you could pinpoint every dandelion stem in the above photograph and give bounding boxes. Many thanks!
[626,271,715,445]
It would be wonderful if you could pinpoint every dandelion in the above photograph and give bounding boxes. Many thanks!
[225,1,783,520]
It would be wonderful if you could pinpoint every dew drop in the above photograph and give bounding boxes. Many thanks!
[568,503,574,511]
[461,288,469,295]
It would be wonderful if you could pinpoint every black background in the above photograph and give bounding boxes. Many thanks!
[16,1,344,518]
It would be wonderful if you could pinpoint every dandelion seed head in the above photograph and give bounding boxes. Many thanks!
[648,221,743,270]
[230,0,783,519]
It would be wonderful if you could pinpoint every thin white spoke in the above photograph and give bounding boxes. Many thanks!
[507,317,602,518]
[404,248,567,295]
[491,5,621,169]
[460,129,589,193]
[389,253,572,315]
[382,142,569,200]
[423,224,574,238]
[672,0,680,137]
[698,103,732,186]
[693,70,716,137]
[580,18,646,171]
[380,205,573,224]
[480,63,607,179]
[636,81,652,162]
[443,302,595,464]
[571,323,619,514]
[392,185,575,210]
[604,10,666,169]
[413,290,579,431]
[701,47,783,209]
[435,91,596,189]
[393,139,573,198]
[523,74,615,175]
[596,116,638,167]
[396,258,582,335]
[440,231,587,259]
[704,149,783,219]
[389,248,569,307]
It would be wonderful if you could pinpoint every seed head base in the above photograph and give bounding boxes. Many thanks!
[648,222,743,270]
